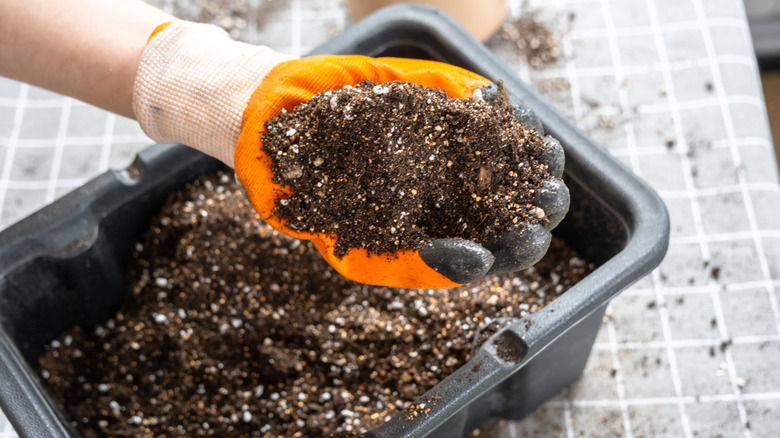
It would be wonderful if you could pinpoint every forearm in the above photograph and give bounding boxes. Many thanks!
[0,0,175,118]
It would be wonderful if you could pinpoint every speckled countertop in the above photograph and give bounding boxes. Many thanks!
[1,0,779,437]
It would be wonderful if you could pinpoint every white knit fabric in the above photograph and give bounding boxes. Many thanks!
[133,21,295,167]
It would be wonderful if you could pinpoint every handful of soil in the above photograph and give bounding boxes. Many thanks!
[263,80,551,257]
[39,172,592,438]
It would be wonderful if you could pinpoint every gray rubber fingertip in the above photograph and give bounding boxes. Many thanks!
[509,96,544,134]
[536,178,570,229]
[480,83,498,101]
[480,83,544,133]
[419,239,494,285]
[484,224,552,275]
[541,136,565,178]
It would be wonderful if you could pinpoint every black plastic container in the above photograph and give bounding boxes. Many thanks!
[0,5,669,438]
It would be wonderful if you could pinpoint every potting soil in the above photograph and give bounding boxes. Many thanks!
[262,80,551,257]
[39,172,592,437]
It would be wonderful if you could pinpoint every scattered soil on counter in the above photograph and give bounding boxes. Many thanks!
[39,172,592,438]
[491,9,563,69]
[145,0,251,39]
[262,80,550,257]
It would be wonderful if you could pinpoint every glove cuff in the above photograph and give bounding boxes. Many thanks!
[133,21,295,167]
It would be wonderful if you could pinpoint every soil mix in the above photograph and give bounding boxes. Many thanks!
[262,80,550,257]
[39,172,592,437]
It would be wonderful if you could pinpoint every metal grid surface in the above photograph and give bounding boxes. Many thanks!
[1,0,779,436]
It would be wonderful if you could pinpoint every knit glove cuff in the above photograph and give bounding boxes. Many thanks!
[133,21,295,167]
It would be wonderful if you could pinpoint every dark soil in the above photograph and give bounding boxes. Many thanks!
[262,80,550,257]
[493,336,524,363]
[39,171,592,437]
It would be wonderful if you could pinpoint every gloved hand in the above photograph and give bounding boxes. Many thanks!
[133,21,568,289]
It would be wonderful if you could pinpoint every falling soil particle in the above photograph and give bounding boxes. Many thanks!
[262,80,551,257]
[39,172,592,437]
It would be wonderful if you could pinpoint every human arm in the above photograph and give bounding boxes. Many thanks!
[0,0,174,118]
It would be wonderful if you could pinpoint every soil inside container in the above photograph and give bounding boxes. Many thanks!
[39,172,592,437]
[262,80,550,257]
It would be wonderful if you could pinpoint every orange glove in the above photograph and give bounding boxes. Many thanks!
[134,22,568,289]
[236,56,493,289]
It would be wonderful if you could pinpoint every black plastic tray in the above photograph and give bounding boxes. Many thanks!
[0,5,669,438]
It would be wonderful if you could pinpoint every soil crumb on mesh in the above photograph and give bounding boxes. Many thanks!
[262,80,550,257]
[38,172,592,438]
